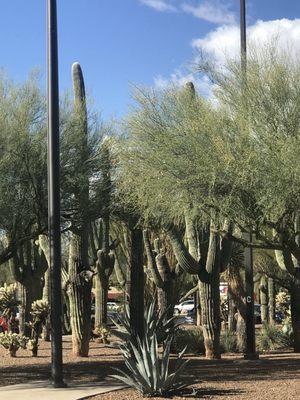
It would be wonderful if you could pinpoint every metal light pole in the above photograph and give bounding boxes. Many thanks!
[47,0,65,386]
[240,0,258,360]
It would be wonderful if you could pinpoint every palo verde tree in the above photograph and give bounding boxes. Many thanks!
[118,83,234,358]
[195,43,300,351]
[0,74,48,334]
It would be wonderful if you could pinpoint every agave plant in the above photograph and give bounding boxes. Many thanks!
[112,332,188,397]
[112,300,188,397]
[112,299,179,343]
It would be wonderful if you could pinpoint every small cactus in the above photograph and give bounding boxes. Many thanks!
[27,300,50,356]
[93,324,111,344]
[0,332,27,357]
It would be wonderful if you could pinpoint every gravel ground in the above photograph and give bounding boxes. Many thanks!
[0,336,299,399]
[93,352,300,400]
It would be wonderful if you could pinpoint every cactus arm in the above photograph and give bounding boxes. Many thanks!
[180,285,198,303]
[184,210,199,261]
[220,222,234,273]
[61,263,69,291]
[143,230,164,288]
[166,225,199,275]
[89,222,98,262]
[112,249,126,287]
[72,62,87,111]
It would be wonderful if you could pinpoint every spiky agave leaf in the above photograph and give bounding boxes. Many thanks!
[113,332,188,397]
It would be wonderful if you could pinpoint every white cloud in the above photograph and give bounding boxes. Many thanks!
[139,0,177,12]
[153,19,300,101]
[192,18,300,65]
[182,1,235,25]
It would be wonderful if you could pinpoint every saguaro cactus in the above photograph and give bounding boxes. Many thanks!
[8,241,47,336]
[62,62,93,356]
[91,219,117,327]
[268,277,275,324]
[167,217,232,359]
[65,236,94,356]
[37,234,51,341]
[260,275,268,323]
[143,230,178,319]
[90,139,119,328]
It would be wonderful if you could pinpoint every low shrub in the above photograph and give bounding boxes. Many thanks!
[174,327,205,354]
[0,332,27,357]
[257,322,287,352]
[220,330,238,353]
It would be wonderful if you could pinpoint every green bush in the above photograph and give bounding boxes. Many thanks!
[0,332,27,357]
[257,322,287,352]
[174,327,205,354]
[220,330,238,353]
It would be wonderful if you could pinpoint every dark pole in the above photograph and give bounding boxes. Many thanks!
[240,0,258,360]
[47,0,65,386]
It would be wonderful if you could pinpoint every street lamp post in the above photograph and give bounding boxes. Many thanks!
[240,0,258,360]
[47,0,65,386]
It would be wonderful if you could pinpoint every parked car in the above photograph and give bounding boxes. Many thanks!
[174,300,194,314]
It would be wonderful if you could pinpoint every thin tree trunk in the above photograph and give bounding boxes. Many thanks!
[129,227,144,340]
[228,288,237,332]
[268,277,275,325]
[260,275,268,323]
[291,275,300,352]
[237,311,246,352]
[18,283,26,336]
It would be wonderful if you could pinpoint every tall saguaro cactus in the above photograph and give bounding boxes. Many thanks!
[62,62,93,356]
[90,139,119,328]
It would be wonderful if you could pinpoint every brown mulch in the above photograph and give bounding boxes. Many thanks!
[0,336,300,399]
[0,335,124,386]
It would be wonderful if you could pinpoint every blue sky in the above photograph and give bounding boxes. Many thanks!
[1,1,300,120]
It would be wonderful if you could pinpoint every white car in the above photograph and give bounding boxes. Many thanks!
[174,300,194,314]
[107,302,119,311]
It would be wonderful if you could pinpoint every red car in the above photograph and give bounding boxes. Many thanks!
[0,316,8,333]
